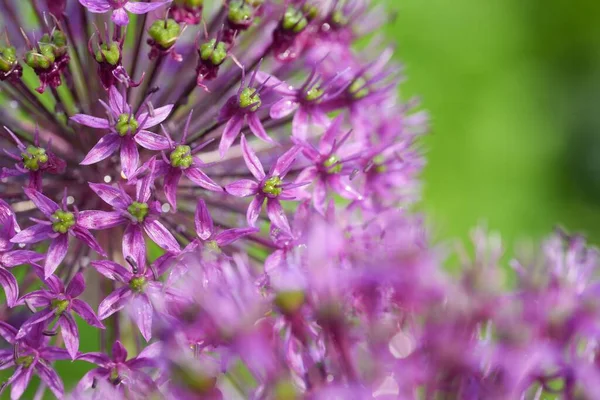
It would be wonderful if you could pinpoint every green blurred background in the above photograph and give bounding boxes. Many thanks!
[384,0,600,251]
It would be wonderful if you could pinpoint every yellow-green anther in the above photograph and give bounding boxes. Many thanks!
[95,42,121,65]
[324,155,342,174]
[206,240,221,253]
[228,1,253,25]
[302,4,319,20]
[304,86,323,102]
[239,87,261,111]
[331,10,349,27]
[51,299,70,314]
[109,368,120,383]
[0,46,17,72]
[148,19,181,49]
[170,145,193,169]
[129,276,147,293]
[273,380,298,400]
[199,39,227,65]
[372,155,387,173]
[349,77,369,99]
[262,176,282,196]
[175,0,203,6]
[21,146,48,171]
[115,114,139,136]
[25,50,52,70]
[282,7,308,33]
[16,356,34,368]
[127,202,149,223]
[274,290,305,314]
[51,210,75,233]
[52,30,67,48]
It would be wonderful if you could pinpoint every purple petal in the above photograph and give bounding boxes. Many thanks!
[24,188,60,217]
[136,159,155,203]
[254,71,296,95]
[89,183,132,209]
[246,195,264,227]
[329,175,362,200]
[111,7,129,25]
[247,113,274,143]
[0,321,17,343]
[319,114,344,154]
[72,299,105,328]
[72,225,106,257]
[225,179,259,197]
[134,130,171,151]
[38,346,70,361]
[143,220,180,253]
[70,114,110,129]
[75,352,111,366]
[313,178,327,215]
[10,224,53,244]
[136,339,162,360]
[138,105,174,129]
[164,169,182,210]
[292,107,309,139]
[91,260,132,283]
[108,85,127,114]
[271,98,298,119]
[0,268,18,308]
[125,0,170,14]
[215,227,258,247]
[112,340,128,363]
[98,286,132,320]
[77,210,127,230]
[80,134,121,165]
[1,250,44,267]
[265,249,285,273]
[16,308,56,339]
[266,198,292,234]
[271,146,301,178]
[184,166,222,192]
[0,351,14,371]
[10,366,34,400]
[78,0,111,13]
[241,134,266,180]
[194,199,213,240]
[45,234,69,278]
[310,108,331,129]
[122,224,146,270]
[120,137,139,179]
[59,313,79,360]
[35,362,64,399]
[65,272,86,298]
[76,370,106,393]
[128,294,153,341]
[18,290,51,308]
[219,114,244,158]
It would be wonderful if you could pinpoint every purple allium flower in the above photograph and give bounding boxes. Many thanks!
[79,0,172,26]
[10,188,106,278]
[71,86,174,179]
[16,269,104,359]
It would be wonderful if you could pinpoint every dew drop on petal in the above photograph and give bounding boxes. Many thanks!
[161,203,171,213]
[104,175,112,183]
[67,196,75,205]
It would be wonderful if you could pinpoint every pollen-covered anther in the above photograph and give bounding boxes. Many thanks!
[127,202,149,222]
[21,146,49,171]
[51,299,70,315]
[262,176,283,196]
[51,210,75,234]
[323,155,342,174]
[170,145,193,169]
[239,88,261,111]
[129,276,147,293]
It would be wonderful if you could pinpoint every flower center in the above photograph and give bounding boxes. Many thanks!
[304,86,323,102]
[372,155,387,173]
[21,145,48,171]
[274,290,305,314]
[16,355,34,368]
[115,114,139,136]
[349,77,369,100]
[199,39,227,66]
[127,202,149,223]
[323,155,342,174]
[148,19,181,50]
[206,240,221,253]
[129,276,147,293]
[262,176,283,196]
[228,0,253,25]
[282,7,308,33]
[95,42,121,66]
[239,88,261,111]
[170,145,193,169]
[51,298,70,315]
[0,46,18,72]
[51,210,75,234]
[331,9,349,28]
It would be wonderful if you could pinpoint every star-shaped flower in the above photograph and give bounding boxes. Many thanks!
[79,0,172,26]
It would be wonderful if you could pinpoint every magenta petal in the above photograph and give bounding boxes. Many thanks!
[23,188,60,217]
[120,137,139,179]
[77,210,126,230]
[138,104,174,129]
[112,340,128,363]
[329,175,362,200]
[122,224,146,269]
[219,114,244,158]
[59,314,79,360]
[66,272,86,298]
[124,0,170,14]
[292,107,309,139]
[18,291,51,308]
[70,114,110,129]
[111,7,129,25]
[271,146,302,177]
[241,134,266,180]
[38,347,70,361]
[129,294,153,341]
[163,169,182,210]
[75,352,111,366]
[72,225,106,256]
[319,114,344,154]
[270,98,298,119]
[134,130,171,151]
[78,0,111,13]
[98,286,132,320]
[36,362,64,399]
[247,113,274,143]
[266,198,292,234]
[215,227,258,247]
[89,183,132,209]
[265,249,285,273]
[246,195,264,227]
[184,166,222,192]
[310,108,331,129]
[10,366,34,400]
[0,268,18,307]
[313,178,327,215]
[0,321,17,343]
[72,299,104,328]
[80,133,121,165]
[108,85,126,114]
[143,220,180,253]
[225,179,259,197]
[1,250,44,267]
[10,224,53,245]
[16,308,56,339]
[194,199,214,241]
[45,234,69,278]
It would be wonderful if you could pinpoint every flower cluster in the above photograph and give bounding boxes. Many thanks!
[0,1,596,399]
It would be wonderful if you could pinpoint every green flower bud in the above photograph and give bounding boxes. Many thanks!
[51,210,75,234]
[129,276,147,293]
[16,356,34,368]
[274,290,305,314]
[51,299,70,315]
[262,175,282,196]
[115,114,139,136]
[273,380,299,400]
[331,9,349,27]
[52,30,67,48]
[170,145,193,169]
[0,46,18,72]
[323,155,342,174]
[228,0,253,25]
[21,145,48,171]
[372,155,387,173]
[25,50,51,70]
[199,39,227,66]
[148,19,181,49]
[95,42,121,66]
[304,86,323,102]
[239,87,261,111]
[349,77,369,100]
[127,201,149,223]
[282,7,308,33]
[302,4,319,20]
